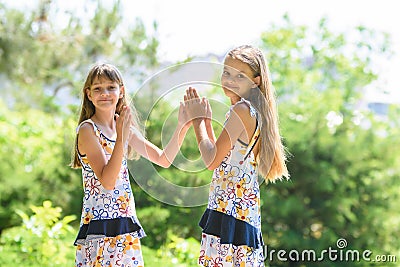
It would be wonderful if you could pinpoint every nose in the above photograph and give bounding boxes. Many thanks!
[100,88,109,95]
[226,77,238,87]
[223,75,236,85]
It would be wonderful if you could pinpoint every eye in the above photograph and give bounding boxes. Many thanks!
[222,70,230,77]
[92,87,100,92]
[108,86,117,91]
[237,74,246,79]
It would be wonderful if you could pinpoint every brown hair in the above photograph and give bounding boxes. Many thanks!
[70,63,141,168]
[226,45,289,182]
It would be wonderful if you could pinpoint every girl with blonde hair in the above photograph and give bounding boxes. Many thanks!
[71,62,191,267]
[185,45,289,266]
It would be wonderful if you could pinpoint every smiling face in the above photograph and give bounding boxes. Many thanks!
[86,76,124,111]
[221,57,260,103]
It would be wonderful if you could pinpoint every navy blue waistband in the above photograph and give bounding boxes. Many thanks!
[199,209,263,248]
[74,217,143,246]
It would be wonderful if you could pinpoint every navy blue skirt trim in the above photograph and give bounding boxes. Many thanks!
[199,209,264,249]
[74,217,143,246]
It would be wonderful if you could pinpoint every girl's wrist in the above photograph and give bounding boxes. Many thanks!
[181,123,191,132]
[116,136,124,143]
[177,120,188,129]
[192,118,204,126]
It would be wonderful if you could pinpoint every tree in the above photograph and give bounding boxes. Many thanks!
[0,0,159,112]
[259,16,400,266]
[0,201,76,266]
[1,2,399,265]
[0,0,160,232]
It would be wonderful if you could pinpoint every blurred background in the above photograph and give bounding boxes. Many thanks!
[0,0,399,266]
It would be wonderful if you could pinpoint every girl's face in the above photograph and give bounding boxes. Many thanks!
[86,76,123,111]
[221,57,259,101]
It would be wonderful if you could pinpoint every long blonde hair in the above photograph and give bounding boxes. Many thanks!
[227,45,289,182]
[70,63,141,169]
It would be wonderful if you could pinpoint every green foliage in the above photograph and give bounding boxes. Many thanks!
[142,238,200,267]
[0,2,399,266]
[0,100,82,230]
[156,231,200,266]
[0,199,199,267]
[259,16,400,266]
[0,0,159,112]
[0,200,76,266]
[0,101,81,229]
[136,205,171,248]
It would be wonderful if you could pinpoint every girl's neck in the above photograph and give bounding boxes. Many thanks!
[230,95,242,105]
[91,111,115,129]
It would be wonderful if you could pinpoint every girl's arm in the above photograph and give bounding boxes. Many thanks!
[78,106,132,190]
[191,104,252,170]
[129,102,191,168]
[204,99,216,143]
[186,88,254,170]
[184,93,216,142]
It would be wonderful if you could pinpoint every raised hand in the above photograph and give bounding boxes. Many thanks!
[178,100,192,131]
[116,105,132,147]
[184,87,208,122]
[204,97,212,123]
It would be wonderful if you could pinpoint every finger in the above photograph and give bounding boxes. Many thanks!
[204,98,209,108]
[123,107,131,123]
[206,99,212,115]
[190,87,197,99]
[126,109,132,122]
[191,87,199,99]
[193,88,200,99]
[188,87,195,99]
[118,108,125,122]
[122,111,128,125]
[185,89,192,100]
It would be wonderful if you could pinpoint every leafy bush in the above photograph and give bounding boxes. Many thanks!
[0,200,76,267]
[156,231,200,266]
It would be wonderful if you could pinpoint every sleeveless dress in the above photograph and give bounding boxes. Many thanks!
[198,99,265,267]
[74,119,146,267]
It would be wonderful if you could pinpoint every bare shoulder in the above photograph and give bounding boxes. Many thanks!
[77,122,95,138]
[77,122,98,155]
[230,101,257,142]
[231,101,255,124]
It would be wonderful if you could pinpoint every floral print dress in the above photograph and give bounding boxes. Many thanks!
[199,99,265,267]
[74,119,145,267]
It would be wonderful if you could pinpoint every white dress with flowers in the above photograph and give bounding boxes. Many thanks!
[74,119,145,267]
[198,99,265,267]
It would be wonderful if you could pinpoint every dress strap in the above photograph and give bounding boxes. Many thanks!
[243,118,260,161]
[225,98,260,160]
[76,119,101,139]
[237,98,257,117]
[238,98,260,161]
[225,98,257,122]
